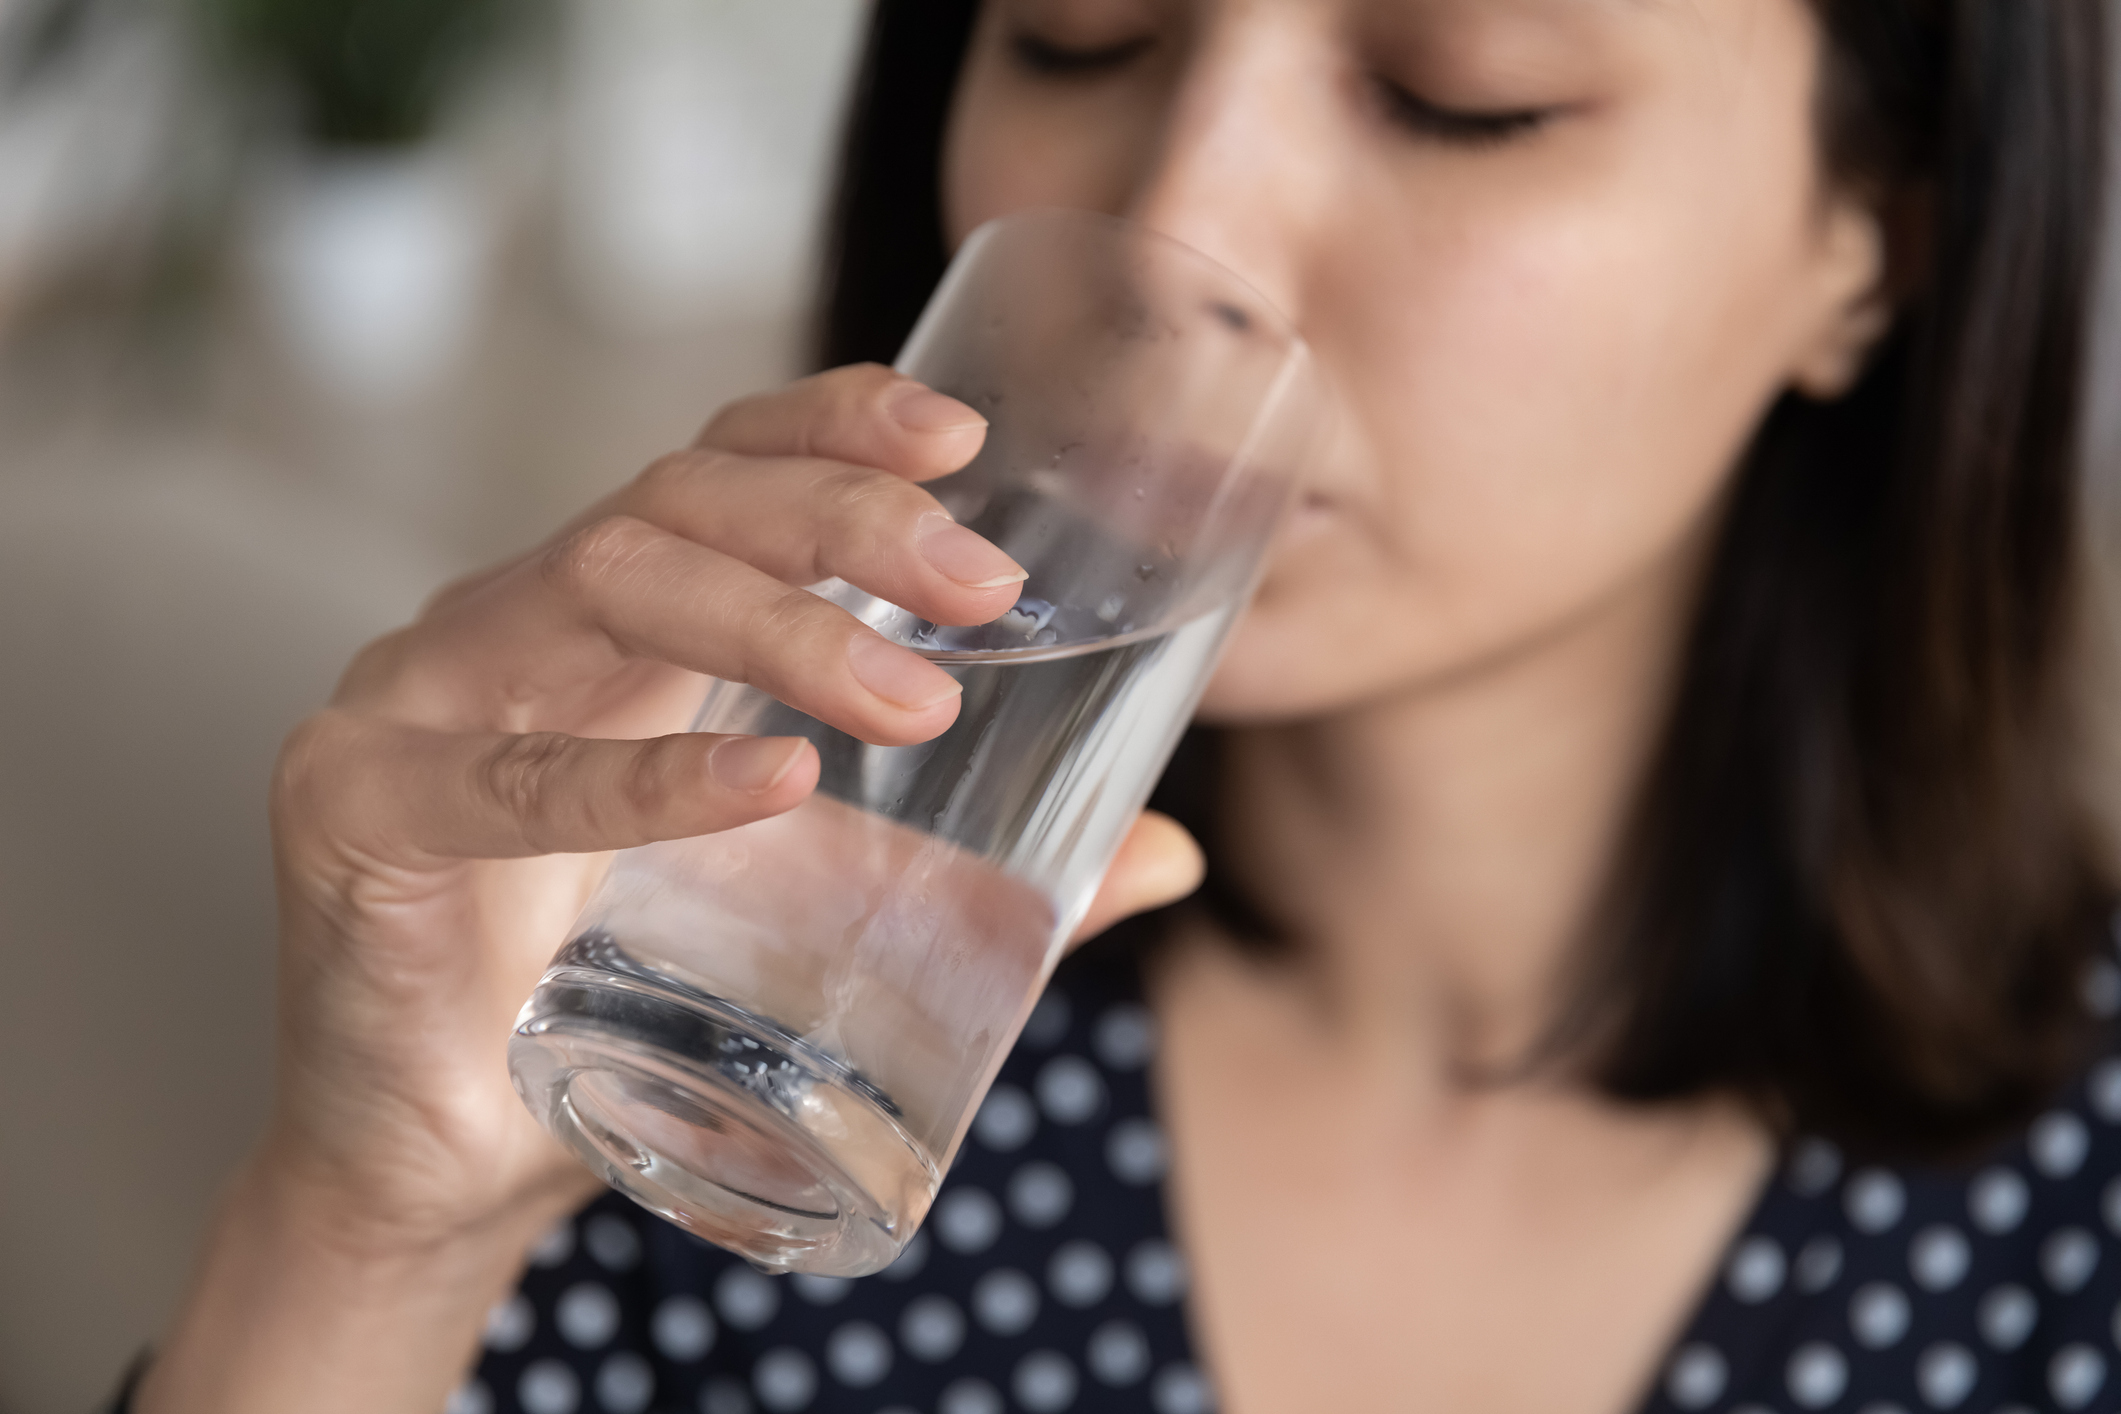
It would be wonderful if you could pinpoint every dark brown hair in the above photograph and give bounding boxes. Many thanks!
[817,0,2115,1159]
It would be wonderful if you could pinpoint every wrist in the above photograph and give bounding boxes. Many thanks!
[135,1148,563,1414]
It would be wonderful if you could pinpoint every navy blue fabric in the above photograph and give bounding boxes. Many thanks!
[466,946,2121,1414]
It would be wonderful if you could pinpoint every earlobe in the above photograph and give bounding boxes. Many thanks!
[1788,197,1893,401]
[1790,292,1893,399]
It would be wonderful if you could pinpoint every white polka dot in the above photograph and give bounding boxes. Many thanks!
[1107,1117,1169,1186]
[700,1375,753,1414]
[1009,1161,1076,1228]
[446,1378,493,1414]
[825,1321,893,1388]
[938,1377,1005,1414]
[1846,1169,1907,1234]
[1727,1236,1787,1304]
[2032,1111,2091,1178]
[1969,1167,2030,1235]
[1915,1342,1978,1410]
[1014,1351,1080,1412]
[528,1221,575,1268]
[484,1293,535,1353]
[935,1187,1004,1254]
[1151,1363,1216,1414]
[1978,1284,2039,1351]
[1787,1342,1849,1409]
[973,1084,1038,1152]
[652,1294,715,1362]
[518,1360,580,1414]
[1850,1283,1912,1349]
[792,1274,853,1306]
[1037,1056,1107,1125]
[584,1212,642,1271]
[1125,1240,1188,1306]
[714,1266,782,1331]
[753,1348,818,1412]
[2083,960,2121,1018]
[1910,1225,1972,1292]
[1022,993,1072,1048]
[2090,1058,2121,1122]
[899,1294,966,1362]
[1667,1344,1729,1409]
[973,1268,1041,1336]
[595,1352,655,1414]
[2043,1226,2101,1292]
[1789,1138,1844,1197]
[1049,1240,1116,1308]
[556,1282,620,1349]
[1088,1320,1152,1386]
[878,1229,930,1282]
[2052,1343,2109,1410]
[1796,1236,1844,1293]
[1093,1004,1157,1069]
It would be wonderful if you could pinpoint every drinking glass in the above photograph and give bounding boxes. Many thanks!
[509,208,1327,1275]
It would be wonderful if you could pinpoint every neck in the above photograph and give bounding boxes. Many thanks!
[1214,558,1698,1080]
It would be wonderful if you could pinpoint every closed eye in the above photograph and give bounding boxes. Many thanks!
[1373,77,1556,148]
[1010,31,1156,76]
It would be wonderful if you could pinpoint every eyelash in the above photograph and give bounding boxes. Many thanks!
[1007,32,1556,151]
[1009,32,1155,76]
[1372,78,1555,148]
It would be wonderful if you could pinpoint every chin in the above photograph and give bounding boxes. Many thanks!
[1192,620,1349,725]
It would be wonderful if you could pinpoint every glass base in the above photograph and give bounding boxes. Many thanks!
[510,938,936,1276]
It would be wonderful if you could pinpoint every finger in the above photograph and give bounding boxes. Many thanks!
[623,449,1025,628]
[404,516,965,747]
[276,711,822,864]
[1067,812,1206,948]
[699,364,988,482]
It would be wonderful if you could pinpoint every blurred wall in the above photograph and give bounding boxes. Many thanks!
[0,4,867,1409]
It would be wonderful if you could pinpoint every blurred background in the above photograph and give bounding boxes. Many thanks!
[0,0,867,1406]
[5,3,2121,1411]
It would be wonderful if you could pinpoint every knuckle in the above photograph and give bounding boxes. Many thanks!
[270,710,366,834]
[634,450,698,499]
[699,390,770,446]
[617,737,686,820]
[543,516,654,600]
[739,594,832,688]
[479,732,577,838]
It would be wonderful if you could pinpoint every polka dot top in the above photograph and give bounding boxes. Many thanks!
[454,944,2121,1414]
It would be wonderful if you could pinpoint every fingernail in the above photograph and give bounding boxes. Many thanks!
[917,513,1027,590]
[889,384,987,433]
[710,736,806,794]
[847,633,963,710]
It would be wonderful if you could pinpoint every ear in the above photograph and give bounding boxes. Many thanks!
[1788,192,1892,401]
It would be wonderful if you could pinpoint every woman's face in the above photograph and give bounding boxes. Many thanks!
[945,0,1888,720]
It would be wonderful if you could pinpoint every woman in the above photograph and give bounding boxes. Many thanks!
[131,0,2114,1410]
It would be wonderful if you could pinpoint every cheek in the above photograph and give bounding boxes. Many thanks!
[1205,130,1825,717]
[943,72,1159,247]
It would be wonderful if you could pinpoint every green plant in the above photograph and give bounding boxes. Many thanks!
[202,0,515,146]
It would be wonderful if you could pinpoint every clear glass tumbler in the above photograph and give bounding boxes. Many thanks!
[509,209,1327,1275]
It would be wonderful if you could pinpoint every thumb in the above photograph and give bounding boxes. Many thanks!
[1068,812,1206,949]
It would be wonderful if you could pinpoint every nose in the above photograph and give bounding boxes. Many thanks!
[1120,12,1324,331]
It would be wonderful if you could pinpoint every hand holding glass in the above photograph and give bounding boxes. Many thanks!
[509,209,1327,1275]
